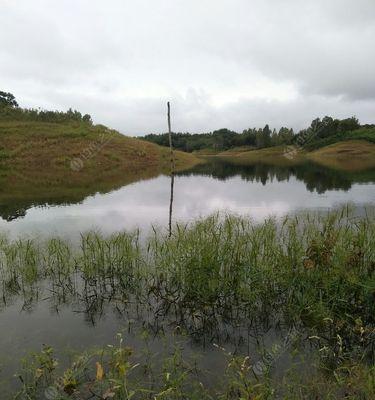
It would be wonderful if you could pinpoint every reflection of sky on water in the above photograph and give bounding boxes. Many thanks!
[1,174,374,239]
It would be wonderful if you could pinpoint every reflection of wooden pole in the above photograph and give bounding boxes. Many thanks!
[167,102,175,237]
[169,173,174,237]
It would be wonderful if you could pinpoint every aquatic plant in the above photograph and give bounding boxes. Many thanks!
[15,336,374,399]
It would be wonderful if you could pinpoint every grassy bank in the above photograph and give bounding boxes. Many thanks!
[0,120,200,174]
[308,140,375,171]
[1,209,374,398]
[214,140,375,171]
[0,120,201,219]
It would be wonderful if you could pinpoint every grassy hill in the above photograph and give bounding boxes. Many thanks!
[308,140,375,170]
[0,120,200,172]
[211,139,375,171]
[214,145,304,166]
[0,119,200,219]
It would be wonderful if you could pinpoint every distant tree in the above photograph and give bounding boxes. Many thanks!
[310,118,321,133]
[255,128,264,148]
[0,91,18,108]
[82,114,93,124]
[278,127,294,145]
[242,128,256,146]
[212,128,238,150]
[262,124,272,147]
[142,116,364,152]
[271,128,280,146]
[337,117,360,133]
[314,116,339,138]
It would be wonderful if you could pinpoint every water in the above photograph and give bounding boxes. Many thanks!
[0,159,374,239]
[0,158,374,395]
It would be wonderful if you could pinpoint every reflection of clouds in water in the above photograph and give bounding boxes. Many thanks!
[0,175,374,239]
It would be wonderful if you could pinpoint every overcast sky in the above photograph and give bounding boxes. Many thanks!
[1,0,374,135]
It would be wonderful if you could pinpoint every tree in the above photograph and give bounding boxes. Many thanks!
[255,128,264,148]
[82,114,93,124]
[337,117,360,133]
[277,127,294,145]
[262,124,271,147]
[212,128,237,150]
[310,118,321,132]
[0,91,18,108]
[242,128,256,146]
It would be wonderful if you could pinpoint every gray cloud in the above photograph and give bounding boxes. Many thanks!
[1,0,374,135]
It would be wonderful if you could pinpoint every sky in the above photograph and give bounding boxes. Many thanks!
[1,0,374,135]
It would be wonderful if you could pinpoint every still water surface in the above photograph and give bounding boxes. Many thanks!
[1,159,374,239]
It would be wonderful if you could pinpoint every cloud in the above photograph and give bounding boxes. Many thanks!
[0,0,374,134]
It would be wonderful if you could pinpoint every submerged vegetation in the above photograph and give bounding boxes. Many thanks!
[1,209,374,398]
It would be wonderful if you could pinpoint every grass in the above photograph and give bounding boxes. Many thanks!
[212,146,304,167]
[215,146,256,156]
[308,140,375,171]
[0,120,202,219]
[0,120,200,172]
[14,338,375,399]
[192,148,221,155]
[1,208,374,398]
[193,146,256,156]
[214,140,375,171]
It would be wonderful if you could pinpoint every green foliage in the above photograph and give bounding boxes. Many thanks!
[0,90,93,125]
[16,345,58,399]
[295,116,361,147]
[143,116,369,153]
[0,91,18,108]
[304,127,375,151]
[15,337,375,399]
[0,106,93,125]
[143,128,241,152]
[143,126,296,152]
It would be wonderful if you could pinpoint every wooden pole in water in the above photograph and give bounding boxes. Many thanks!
[167,102,175,237]
[167,102,175,172]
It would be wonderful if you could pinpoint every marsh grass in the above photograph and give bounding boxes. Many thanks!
[1,209,374,398]
[14,335,374,399]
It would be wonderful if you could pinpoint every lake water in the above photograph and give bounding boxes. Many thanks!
[0,158,374,396]
[1,159,374,239]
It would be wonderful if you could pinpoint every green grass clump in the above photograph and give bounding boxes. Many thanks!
[15,335,375,399]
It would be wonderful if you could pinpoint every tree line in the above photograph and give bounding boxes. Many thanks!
[0,90,93,125]
[143,116,367,152]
